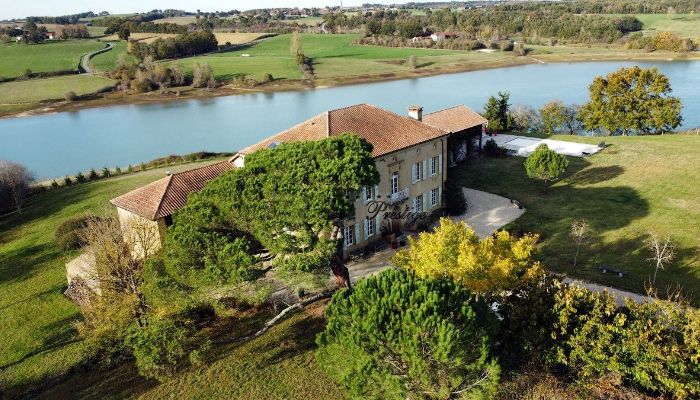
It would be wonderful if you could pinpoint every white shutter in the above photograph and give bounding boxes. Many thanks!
[438,186,443,206]
[361,186,367,203]
[355,223,361,244]
[363,219,368,240]
[422,160,427,181]
[438,154,443,175]
[423,192,428,211]
[343,226,349,249]
[374,184,379,198]
[411,163,417,184]
[375,214,381,235]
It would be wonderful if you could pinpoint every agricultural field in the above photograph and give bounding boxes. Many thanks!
[168,33,513,81]
[279,16,324,25]
[0,40,105,78]
[101,32,178,43]
[153,15,198,25]
[451,134,700,299]
[101,32,271,45]
[603,13,700,38]
[89,41,134,72]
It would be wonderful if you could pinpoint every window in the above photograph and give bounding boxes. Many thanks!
[430,188,438,207]
[413,162,423,182]
[391,172,399,195]
[430,156,438,176]
[364,185,374,202]
[413,195,423,212]
[344,225,354,247]
[365,218,375,238]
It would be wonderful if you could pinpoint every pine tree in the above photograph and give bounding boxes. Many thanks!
[524,144,569,192]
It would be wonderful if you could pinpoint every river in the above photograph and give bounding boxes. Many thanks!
[1,60,698,179]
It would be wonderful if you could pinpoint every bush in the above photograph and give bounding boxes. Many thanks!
[483,138,501,157]
[549,285,700,398]
[443,178,466,215]
[88,168,99,181]
[75,171,87,183]
[63,176,73,186]
[54,215,100,250]
[64,91,78,101]
[262,73,274,83]
[192,63,216,88]
[316,269,500,399]
[125,319,189,381]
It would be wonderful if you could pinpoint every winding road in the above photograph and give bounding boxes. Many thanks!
[79,42,113,74]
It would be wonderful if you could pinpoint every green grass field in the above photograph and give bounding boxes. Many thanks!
[0,75,114,104]
[603,13,700,38]
[89,41,135,73]
[0,40,105,78]
[168,34,511,81]
[451,134,700,299]
[0,161,226,397]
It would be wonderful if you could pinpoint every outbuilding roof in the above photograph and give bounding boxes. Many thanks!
[423,105,488,134]
[110,161,235,220]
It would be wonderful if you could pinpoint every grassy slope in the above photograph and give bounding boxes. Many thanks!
[0,40,105,78]
[89,42,135,73]
[0,160,224,396]
[35,303,343,400]
[0,75,113,104]
[451,134,700,299]
[602,13,700,38]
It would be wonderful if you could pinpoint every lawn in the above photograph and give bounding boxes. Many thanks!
[0,75,114,104]
[168,34,510,81]
[0,161,225,397]
[451,134,700,300]
[0,40,105,79]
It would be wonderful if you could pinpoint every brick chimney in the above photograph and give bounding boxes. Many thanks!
[408,105,423,121]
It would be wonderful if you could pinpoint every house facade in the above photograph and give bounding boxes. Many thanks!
[109,103,487,257]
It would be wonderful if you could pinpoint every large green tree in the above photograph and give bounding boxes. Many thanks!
[167,134,379,289]
[483,91,512,133]
[524,144,569,192]
[580,66,682,135]
[316,269,500,399]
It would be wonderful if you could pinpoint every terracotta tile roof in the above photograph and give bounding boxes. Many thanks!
[110,161,235,220]
[238,104,448,158]
[423,105,488,134]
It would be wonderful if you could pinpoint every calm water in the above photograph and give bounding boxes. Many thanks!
[1,60,699,179]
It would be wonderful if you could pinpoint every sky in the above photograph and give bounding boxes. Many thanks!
[0,1,410,21]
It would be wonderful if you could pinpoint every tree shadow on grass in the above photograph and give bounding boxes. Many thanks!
[1,314,81,370]
[566,165,625,186]
[253,311,325,368]
[0,242,60,285]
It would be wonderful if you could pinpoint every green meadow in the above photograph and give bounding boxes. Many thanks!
[0,40,105,78]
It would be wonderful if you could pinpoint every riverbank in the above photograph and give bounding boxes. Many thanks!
[3,47,698,120]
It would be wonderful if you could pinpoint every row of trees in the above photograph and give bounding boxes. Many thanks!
[110,56,217,92]
[484,67,683,136]
[127,31,218,61]
[317,219,700,398]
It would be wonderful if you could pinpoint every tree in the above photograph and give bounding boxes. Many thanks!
[580,67,682,135]
[570,219,591,269]
[316,269,500,399]
[0,160,33,214]
[647,232,676,285]
[394,218,543,298]
[539,100,567,135]
[192,63,215,88]
[562,104,583,135]
[524,144,569,192]
[407,55,417,69]
[168,134,379,290]
[483,91,511,132]
[291,30,304,65]
[511,104,541,133]
[117,24,131,41]
[22,20,44,44]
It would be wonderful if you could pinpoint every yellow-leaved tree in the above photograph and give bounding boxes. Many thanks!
[393,218,544,297]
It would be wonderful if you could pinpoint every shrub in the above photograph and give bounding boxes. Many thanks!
[54,215,100,251]
[63,176,73,186]
[483,138,501,157]
[125,318,189,381]
[262,73,274,83]
[549,285,700,398]
[101,167,110,178]
[50,180,59,189]
[64,91,78,101]
[443,178,466,215]
[192,63,216,88]
[88,168,99,181]
[75,172,87,183]
[316,269,500,399]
